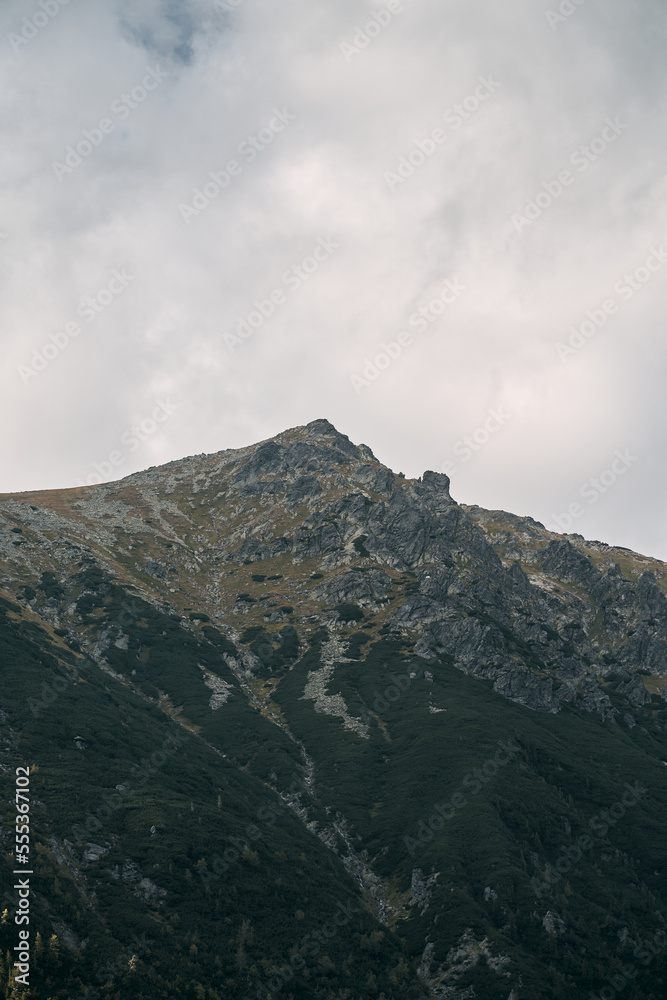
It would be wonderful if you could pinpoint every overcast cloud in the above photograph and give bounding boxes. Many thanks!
[1,0,666,559]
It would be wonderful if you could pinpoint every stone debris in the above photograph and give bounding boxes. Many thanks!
[542,911,566,936]
[418,928,512,997]
[409,868,439,915]
[198,665,234,709]
[301,631,369,738]
[82,843,108,863]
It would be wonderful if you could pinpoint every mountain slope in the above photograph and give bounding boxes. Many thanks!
[1,419,667,999]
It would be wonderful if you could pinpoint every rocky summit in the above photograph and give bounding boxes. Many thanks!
[2,419,667,999]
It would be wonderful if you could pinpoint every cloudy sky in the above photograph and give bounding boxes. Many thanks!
[1,0,666,559]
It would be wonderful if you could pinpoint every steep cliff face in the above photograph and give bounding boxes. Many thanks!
[2,420,667,999]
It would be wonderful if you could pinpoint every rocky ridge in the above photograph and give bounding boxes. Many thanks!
[2,418,666,722]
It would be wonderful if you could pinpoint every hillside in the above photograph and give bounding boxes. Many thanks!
[1,418,667,999]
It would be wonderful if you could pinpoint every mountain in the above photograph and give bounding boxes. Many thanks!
[1,418,667,999]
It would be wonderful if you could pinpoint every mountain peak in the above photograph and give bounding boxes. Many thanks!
[283,417,365,461]
[303,417,342,436]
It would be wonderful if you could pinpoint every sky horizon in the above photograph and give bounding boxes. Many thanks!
[1,0,666,561]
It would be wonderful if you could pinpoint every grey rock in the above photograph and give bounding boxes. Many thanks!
[83,843,108,862]
[374,467,395,493]
[618,675,653,708]
[239,479,286,498]
[233,441,284,483]
[493,669,559,714]
[421,470,451,497]
[314,568,392,606]
[542,911,565,936]
[286,475,323,504]
[145,560,168,581]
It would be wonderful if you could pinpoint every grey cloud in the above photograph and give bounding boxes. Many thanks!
[114,0,222,65]
[0,0,666,562]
